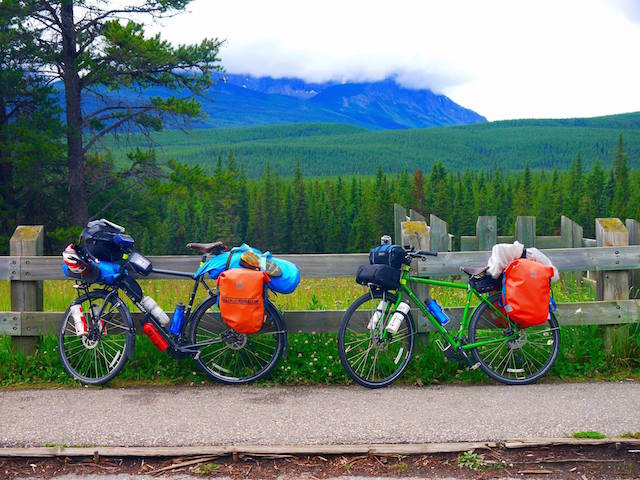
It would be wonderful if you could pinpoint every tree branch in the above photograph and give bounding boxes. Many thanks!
[82,106,154,155]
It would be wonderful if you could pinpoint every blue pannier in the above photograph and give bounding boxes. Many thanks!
[194,244,300,294]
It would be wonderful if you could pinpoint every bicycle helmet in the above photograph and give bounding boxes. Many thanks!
[63,244,88,273]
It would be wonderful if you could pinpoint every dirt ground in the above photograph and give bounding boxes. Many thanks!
[2,444,639,479]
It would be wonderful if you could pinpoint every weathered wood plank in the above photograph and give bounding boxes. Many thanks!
[417,246,640,276]
[10,226,43,354]
[561,216,583,248]
[4,245,640,281]
[596,218,629,351]
[534,236,564,249]
[12,253,369,280]
[10,300,640,336]
[409,209,426,222]
[476,216,497,251]
[0,256,20,280]
[626,219,640,294]
[596,219,629,301]
[497,235,515,244]
[0,312,20,335]
[460,236,476,251]
[515,216,536,247]
[0,441,501,458]
[402,219,430,330]
[429,214,449,252]
[393,203,407,246]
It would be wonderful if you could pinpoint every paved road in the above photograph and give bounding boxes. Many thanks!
[1,382,639,447]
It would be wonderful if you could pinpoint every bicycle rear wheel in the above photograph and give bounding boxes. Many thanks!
[468,293,560,385]
[189,295,286,384]
[58,290,134,385]
[338,290,415,388]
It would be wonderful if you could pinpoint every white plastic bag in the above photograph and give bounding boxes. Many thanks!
[487,241,559,282]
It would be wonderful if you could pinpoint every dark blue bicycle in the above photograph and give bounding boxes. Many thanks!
[59,219,288,385]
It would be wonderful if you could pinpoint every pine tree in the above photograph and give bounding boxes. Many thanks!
[612,133,630,217]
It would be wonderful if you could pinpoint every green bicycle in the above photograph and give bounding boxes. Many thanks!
[337,249,560,388]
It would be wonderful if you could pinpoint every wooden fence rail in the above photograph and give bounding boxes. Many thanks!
[2,215,640,353]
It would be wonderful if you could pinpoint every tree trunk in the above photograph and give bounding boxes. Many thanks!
[60,1,88,225]
[0,91,14,239]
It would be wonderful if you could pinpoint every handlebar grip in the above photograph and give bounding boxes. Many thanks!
[417,250,438,257]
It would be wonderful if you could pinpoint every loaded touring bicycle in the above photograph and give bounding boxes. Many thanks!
[60,219,298,385]
[337,239,561,388]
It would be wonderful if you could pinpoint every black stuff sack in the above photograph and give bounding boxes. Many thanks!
[356,264,401,290]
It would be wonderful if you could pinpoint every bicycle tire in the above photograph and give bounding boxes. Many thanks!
[58,290,135,385]
[189,295,286,384]
[338,290,415,388]
[468,293,560,385]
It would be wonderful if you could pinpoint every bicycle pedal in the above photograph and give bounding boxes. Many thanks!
[435,338,449,352]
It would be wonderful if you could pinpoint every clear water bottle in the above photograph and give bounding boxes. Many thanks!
[386,301,411,333]
[427,299,450,326]
[169,302,186,335]
[141,296,170,327]
[367,300,388,330]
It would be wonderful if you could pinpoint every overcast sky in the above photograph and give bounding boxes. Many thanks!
[154,0,640,121]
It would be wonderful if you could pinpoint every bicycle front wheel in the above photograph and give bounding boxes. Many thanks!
[190,295,286,384]
[58,290,134,385]
[338,290,415,388]
[468,293,560,385]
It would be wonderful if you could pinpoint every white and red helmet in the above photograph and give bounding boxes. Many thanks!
[63,244,88,274]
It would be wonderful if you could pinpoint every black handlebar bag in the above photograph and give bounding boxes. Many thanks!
[369,244,406,269]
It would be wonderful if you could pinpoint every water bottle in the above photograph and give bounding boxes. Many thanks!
[427,299,450,326]
[70,304,87,336]
[169,302,186,335]
[140,296,170,327]
[367,300,388,330]
[386,301,411,334]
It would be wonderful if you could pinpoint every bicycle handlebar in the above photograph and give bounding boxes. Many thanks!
[406,250,438,259]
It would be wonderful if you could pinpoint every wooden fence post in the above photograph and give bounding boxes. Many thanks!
[10,226,44,355]
[429,214,450,252]
[393,204,407,246]
[561,216,584,282]
[401,217,430,338]
[595,218,629,352]
[476,216,497,251]
[515,216,536,247]
[626,219,640,297]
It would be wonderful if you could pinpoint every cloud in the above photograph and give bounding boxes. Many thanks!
[151,0,640,120]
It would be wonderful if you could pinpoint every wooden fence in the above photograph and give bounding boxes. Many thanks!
[1,211,640,354]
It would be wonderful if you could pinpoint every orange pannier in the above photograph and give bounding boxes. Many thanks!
[217,269,270,334]
[501,258,555,328]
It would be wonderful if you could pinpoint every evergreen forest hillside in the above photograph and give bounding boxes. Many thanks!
[107,112,640,177]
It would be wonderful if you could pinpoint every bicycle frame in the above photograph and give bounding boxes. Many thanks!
[385,264,518,361]
[81,254,225,359]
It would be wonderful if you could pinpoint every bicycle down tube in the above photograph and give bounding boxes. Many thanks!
[397,265,518,351]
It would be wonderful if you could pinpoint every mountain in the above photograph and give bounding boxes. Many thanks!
[108,112,640,177]
[308,79,486,128]
[72,75,487,131]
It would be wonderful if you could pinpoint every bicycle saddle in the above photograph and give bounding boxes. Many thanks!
[186,241,226,254]
[460,265,489,277]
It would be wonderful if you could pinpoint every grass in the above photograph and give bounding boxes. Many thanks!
[1,276,639,387]
[573,431,607,439]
